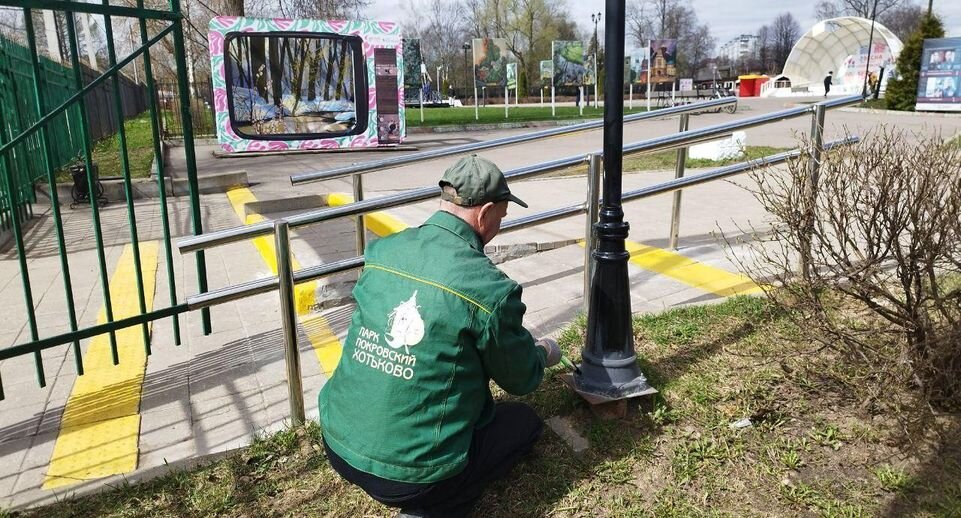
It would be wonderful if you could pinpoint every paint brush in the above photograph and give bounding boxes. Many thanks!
[560,355,582,375]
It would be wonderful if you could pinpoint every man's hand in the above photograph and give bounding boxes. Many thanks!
[536,338,561,367]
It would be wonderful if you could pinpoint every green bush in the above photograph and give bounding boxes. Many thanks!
[885,14,945,111]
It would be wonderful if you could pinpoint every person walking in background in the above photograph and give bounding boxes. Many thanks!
[824,71,833,97]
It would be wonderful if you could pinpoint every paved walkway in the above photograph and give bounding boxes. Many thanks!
[1,96,958,509]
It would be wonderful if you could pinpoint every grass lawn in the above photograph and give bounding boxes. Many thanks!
[858,98,887,110]
[89,113,156,180]
[406,105,652,127]
[16,296,961,517]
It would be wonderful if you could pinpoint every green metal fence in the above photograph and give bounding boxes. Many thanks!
[0,0,211,400]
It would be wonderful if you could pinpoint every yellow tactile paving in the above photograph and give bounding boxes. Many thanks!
[622,241,763,297]
[326,192,409,237]
[43,242,159,489]
[225,187,344,374]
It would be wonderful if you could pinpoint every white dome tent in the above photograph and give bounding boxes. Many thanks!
[766,17,903,97]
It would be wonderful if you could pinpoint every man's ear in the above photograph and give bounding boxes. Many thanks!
[477,201,496,225]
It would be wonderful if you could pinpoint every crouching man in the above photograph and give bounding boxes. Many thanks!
[319,155,561,516]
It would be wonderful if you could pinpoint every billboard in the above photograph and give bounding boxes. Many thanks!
[209,16,403,153]
[916,37,961,112]
[402,38,423,88]
[506,63,518,89]
[649,39,677,84]
[473,38,510,87]
[552,40,589,87]
[838,42,893,91]
[539,59,553,81]
[624,55,631,83]
[628,48,649,84]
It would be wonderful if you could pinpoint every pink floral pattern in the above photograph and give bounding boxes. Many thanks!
[207,17,403,153]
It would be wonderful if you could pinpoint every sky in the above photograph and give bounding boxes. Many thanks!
[364,1,961,50]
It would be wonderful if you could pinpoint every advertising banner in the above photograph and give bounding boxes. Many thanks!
[539,59,553,81]
[624,55,631,83]
[628,47,649,84]
[552,40,589,87]
[916,37,961,112]
[838,42,893,91]
[506,62,518,89]
[679,78,693,91]
[472,38,510,87]
[649,39,677,84]
[402,38,423,88]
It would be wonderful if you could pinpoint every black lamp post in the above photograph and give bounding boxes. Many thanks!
[462,42,471,100]
[591,11,602,108]
[862,0,881,96]
[577,0,652,402]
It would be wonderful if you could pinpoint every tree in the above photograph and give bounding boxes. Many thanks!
[885,13,943,111]
[878,3,924,41]
[771,13,801,74]
[814,0,907,20]
[626,0,715,78]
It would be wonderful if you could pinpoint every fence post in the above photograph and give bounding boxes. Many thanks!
[668,113,690,250]
[275,219,306,426]
[352,173,366,255]
[802,104,826,278]
[583,153,602,313]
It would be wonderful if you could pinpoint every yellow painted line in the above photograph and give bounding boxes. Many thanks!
[326,192,409,237]
[226,187,342,374]
[623,241,763,297]
[579,240,763,297]
[44,242,159,489]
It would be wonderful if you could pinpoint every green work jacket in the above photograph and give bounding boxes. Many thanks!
[319,210,546,483]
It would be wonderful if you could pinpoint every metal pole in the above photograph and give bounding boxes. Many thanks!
[802,104,826,278]
[275,220,306,426]
[352,174,366,255]
[668,113,690,249]
[579,0,649,398]
[583,153,602,313]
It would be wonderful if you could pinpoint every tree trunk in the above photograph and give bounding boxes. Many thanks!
[223,0,244,16]
[251,37,267,99]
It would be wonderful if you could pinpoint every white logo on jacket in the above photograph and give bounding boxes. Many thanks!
[385,291,425,353]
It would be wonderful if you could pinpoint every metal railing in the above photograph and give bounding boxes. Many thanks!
[0,0,210,400]
[176,94,864,421]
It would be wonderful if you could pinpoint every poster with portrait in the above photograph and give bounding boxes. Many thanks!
[402,38,423,88]
[649,39,677,84]
[628,48,649,84]
[624,55,632,83]
[916,37,961,112]
[679,78,694,91]
[473,38,510,87]
[552,40,589,87]
[539,60,553,82]
[506,63,518,89]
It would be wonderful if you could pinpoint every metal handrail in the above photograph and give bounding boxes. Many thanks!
[177,95,860,255]
[185,136,859,311]
[288,96,738,185]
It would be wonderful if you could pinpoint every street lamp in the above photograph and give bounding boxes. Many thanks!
[862,0,881,96]
[591,11,602,108]
[462,42,471,100]
[576,0,653,406]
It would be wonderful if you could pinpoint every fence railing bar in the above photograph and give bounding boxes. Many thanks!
[289,96,738,185]
[0,89,45,388]
[622,136,860,202]
[169,0,212,335]
[139,0,182,346]
[0,23,176,157]
[22,8,84,376]
[620,95,863,158]
[178,153,591,254]
[101,0,152,355]
[0,0,180,20]
[65,7,120,363]
[0,305,189,362]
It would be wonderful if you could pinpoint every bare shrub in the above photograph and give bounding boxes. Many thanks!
[741,128,961,414]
